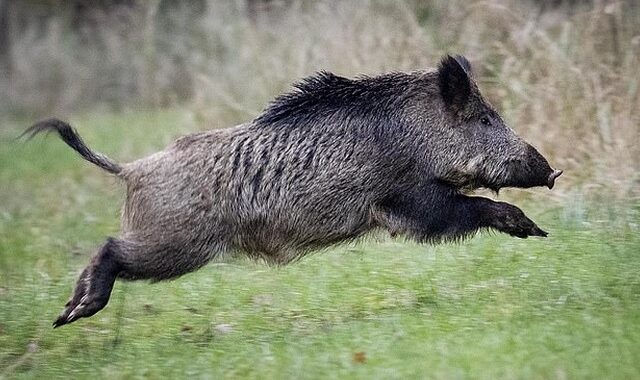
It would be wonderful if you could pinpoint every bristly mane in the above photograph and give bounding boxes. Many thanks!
[253,70,423,127]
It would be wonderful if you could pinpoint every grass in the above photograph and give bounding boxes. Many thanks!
[0,111,639,379]
[1,1,638,378]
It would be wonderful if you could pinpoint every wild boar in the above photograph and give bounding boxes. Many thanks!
[24,55,562,327]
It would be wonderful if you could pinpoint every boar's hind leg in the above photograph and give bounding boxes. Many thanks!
[113,235,225,281]
[53,237,122,328]
[54,235,225,327]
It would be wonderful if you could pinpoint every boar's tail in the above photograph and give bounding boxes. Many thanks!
[21,118,123,175]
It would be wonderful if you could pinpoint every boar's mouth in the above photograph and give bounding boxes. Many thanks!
[438,160,563,192]
[478,166,563,192]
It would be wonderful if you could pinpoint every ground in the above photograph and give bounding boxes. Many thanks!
[1,111,639,379]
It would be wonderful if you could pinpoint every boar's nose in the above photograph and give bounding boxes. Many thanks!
[547,169,563,189]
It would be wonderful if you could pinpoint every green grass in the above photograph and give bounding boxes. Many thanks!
[0,111,639,379]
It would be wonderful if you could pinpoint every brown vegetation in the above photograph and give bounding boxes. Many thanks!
[1,1,638,198]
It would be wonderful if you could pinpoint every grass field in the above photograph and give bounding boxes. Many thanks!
[0,111,638,379]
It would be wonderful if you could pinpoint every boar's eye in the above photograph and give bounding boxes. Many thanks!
[480,116,492,126]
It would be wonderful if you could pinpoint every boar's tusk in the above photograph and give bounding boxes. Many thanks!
[547,169,563,189]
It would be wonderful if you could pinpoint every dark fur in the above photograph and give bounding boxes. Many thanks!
[26,55,561,328]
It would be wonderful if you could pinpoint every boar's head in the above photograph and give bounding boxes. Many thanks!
[430,55,562,192]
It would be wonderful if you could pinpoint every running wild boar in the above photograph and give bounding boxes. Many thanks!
[24,55,562,327]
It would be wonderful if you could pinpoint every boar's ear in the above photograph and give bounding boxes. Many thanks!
[438,55,472,112]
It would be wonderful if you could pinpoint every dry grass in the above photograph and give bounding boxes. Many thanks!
[1,0,638,198]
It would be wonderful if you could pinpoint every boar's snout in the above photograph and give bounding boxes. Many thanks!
[498,144,562,190]
[523,144,562,189]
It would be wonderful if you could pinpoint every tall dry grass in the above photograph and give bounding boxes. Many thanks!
[1,0,638,199]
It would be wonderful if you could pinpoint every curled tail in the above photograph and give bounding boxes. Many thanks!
[22,118,122,175]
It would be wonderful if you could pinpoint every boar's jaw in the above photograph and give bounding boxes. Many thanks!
[437,165,562,192]
[435,171,502,193]
[434,150,562,192]
[436,160,506,192]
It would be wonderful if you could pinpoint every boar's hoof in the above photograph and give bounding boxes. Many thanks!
[547,169,563,189]
[510,224,548,239]
[53,288,112,328]
[528,225,548,238]
[492,202,548,239]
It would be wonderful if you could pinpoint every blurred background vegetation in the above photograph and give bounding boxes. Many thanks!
[0,0,638,200]
[1,1,639,378]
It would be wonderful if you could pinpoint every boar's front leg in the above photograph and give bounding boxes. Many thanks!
[439,195,548,239]
[376,186,547,241]
[470,197,548,238]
